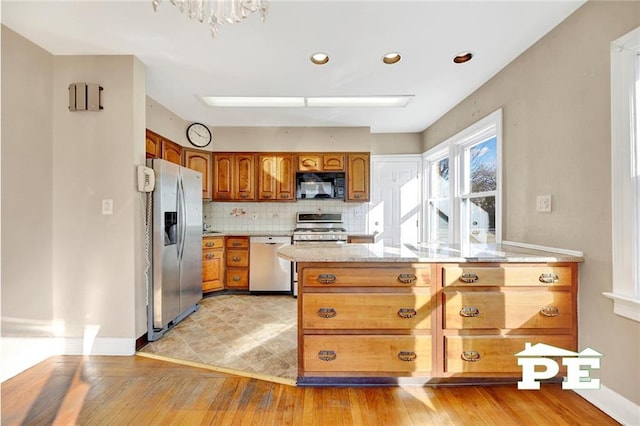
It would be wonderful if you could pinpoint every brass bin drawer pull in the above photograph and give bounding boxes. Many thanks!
[318,273,337,284]
[540,306,560,317]
[459,273,479,283]
[461,351,481,362]
[205,253,215,259]
[397,273,417,284]
[232,256,241,262]
[398,351,417,362]
[232,276,241,281]
[318,350,337,362]
[539,273,560,284]
[205,242,214,247]
[317,308,337,318]
[459,306,480,317]
[397,308,417,318]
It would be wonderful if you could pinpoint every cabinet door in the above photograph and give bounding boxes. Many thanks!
[234,154,255,200]
[323,154,345,171]
[257,154,277,200]
[276,154,295,200]
[183,148,212,200]
[213,153,233,200]
[346,153,370,201]
[298,154,322,171]
[145,129,162,159]
[161,139,183,165]
[202,249,224,293]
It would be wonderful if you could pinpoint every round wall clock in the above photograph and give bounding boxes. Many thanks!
[186,122,212,148]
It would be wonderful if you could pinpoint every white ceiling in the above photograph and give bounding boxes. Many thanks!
[1,1,584,133]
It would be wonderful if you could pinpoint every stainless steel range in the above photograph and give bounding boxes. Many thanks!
[292,212,348,243]
[291,212,348,296]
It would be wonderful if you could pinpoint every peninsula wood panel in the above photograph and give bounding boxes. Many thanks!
[444,335,574,374]
[301,265,433,287]
[303,293,432,330]
[303,335,432,373]
[443,289,574,329]
[441,265,573,287]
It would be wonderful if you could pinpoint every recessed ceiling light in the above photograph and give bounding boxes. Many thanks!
[453,52,474,64]
[201,96,305,107]
[382,52,402,64]
[310,52,329,65]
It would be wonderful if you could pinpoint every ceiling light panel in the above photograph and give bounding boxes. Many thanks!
[201,96,305,107]
[306,96,414,107]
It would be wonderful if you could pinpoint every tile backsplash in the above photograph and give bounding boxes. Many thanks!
[203,200,369,234]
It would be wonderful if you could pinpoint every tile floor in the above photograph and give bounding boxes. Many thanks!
[140,294,298,380]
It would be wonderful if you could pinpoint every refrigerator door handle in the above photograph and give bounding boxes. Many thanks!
[176,176,184,262]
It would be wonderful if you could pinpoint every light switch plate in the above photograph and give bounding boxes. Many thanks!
[102,199,113,215]
[536,195,551,213]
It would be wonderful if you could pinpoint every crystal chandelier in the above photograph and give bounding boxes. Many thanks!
[152,0,268,38]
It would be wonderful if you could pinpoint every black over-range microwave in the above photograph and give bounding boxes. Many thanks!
[296,172,346,199]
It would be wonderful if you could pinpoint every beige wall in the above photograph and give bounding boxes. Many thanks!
[1,26,54,336]
[422,1,640,404]
[146,96,421,154]
[52,54,144,340]
[1,24,146,355]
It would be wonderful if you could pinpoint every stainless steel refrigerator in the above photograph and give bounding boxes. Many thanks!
[147,159,202,341]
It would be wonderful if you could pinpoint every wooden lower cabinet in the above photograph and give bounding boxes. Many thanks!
[297,261,578,383]
[225,237,249,290]
[202,236,225,293]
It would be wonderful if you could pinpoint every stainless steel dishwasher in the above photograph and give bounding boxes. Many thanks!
[249,236,292,292]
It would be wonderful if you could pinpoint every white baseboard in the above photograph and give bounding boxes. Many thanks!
[575,385,640,425]
[1,336,136,382]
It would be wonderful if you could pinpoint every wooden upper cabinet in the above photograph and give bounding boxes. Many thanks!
[298,153,345,172]
[323,154,345,171]
[298,154,322,172]
[183,148,212,200]
[276,155,296,200]
[161,139,183,165]
[258,154,295,201]
[213,153,255,201]
[346,153,370,201]
[145,129,162,159]
[213,153,233,200]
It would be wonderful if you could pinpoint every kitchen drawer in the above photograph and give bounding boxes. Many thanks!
[226,237,249,249]
[443,290,573,329]
[444,335,574,374]
[226,249,249,267]
[226,268,248,289]
[202,237,224,249]
[441,265,573,288]
[303,293,432,330]
[303,335,432,373]
[301,266,433,287]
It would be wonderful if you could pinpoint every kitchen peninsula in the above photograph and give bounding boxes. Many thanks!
[278,241,583,385]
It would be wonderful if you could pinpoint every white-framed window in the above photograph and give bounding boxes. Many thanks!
[423,109,502,245]
[606,26,640,322]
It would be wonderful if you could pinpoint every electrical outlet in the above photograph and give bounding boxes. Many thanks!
[536,195,552,213]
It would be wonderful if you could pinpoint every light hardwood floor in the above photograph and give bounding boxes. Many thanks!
[1,355,618,425]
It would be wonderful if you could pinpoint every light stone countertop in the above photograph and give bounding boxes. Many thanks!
[277,241,584,263]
